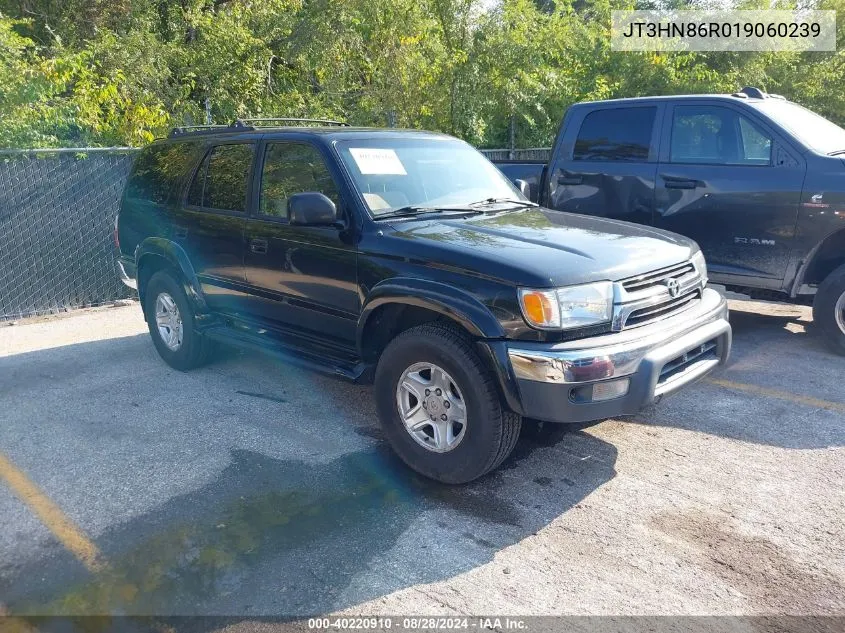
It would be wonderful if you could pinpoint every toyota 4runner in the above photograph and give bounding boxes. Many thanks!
[116,118,732,483]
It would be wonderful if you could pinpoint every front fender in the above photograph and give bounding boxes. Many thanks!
[135,238,208,313]
[357,278,506,350]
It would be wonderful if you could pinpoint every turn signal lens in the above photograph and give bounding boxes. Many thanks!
[519,282,614,330]
[691,250,708,285]
[518,289,560,329]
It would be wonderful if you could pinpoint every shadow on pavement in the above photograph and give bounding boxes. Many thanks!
[0,334,618,618]
[632,303,845,449]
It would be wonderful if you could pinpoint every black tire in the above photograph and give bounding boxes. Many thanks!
[812,263,845,356]
[143,270,213,371]
[374,323,522,484]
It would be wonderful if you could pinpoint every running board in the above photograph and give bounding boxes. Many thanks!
[201,324,372,383]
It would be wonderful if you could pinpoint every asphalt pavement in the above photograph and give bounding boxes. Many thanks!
[0,298,842,619]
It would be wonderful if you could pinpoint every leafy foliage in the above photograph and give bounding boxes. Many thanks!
[1,0,843,148]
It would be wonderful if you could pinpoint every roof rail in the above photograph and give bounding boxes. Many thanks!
[168,124,252,139]
[738,86,766,99]
[232,117,349,127]
[168,117,349,139]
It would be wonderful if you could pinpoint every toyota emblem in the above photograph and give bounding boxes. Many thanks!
[665,278,681,298]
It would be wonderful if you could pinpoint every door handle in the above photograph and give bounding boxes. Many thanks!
[174,226,188,240]
[249,238,268,254]
[661,175,698,190]
[558,174,583,186]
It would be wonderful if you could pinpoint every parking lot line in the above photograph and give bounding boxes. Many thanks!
[706,377,845,414]
[0,453,105,573]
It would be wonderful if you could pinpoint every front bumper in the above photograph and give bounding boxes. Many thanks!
[505,288,731,424]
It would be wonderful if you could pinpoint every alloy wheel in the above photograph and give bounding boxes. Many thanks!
[155,292,183,351]
[836,291,845,335]
[396,362,467,453]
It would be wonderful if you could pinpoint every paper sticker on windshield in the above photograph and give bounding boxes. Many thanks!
[349,148,407,175]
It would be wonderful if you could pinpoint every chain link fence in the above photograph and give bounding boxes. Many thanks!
[0,148,139,321]
[0,145,550,322]
[479,148,551,161]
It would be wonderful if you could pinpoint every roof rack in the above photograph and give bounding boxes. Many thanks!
[732,86,766,99]
[168,117,349,139]
[232,117,349,127]
[168,124,234,138]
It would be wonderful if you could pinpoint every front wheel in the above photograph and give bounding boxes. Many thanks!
[374,323,521,484]
[813,263,845,356]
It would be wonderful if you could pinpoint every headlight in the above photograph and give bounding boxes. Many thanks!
[691,250,708,285]
[519,282,613,330]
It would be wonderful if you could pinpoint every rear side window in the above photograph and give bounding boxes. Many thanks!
[186,143,254,212]
[126,142,199,204]
[573,107,656,162]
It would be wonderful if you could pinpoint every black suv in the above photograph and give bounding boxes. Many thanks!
[116,119,732,483]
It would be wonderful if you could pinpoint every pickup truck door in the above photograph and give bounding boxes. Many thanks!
[242,139,359,347]
[654,102,804,285]
[547,103,662,226]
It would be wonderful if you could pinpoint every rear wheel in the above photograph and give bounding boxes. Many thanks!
[812,263,845,356]
[374,323,521,484]
[143,270,213,370]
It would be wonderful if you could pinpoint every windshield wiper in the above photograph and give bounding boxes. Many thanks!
[374,205,483,220]
[373,206,439,220]
[467,197,538,208]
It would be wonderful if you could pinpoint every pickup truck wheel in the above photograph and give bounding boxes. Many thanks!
[374,323,521,484]
[813,263,845,356]
[144,271,213,370]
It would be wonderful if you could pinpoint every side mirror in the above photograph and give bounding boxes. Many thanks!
[288,192,339,226]
[514,178,531,199]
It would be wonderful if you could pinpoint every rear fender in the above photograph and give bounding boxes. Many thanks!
[135,238,208,313]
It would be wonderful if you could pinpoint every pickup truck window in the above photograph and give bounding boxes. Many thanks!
[573,107,655,162]
[754,99,845,155]
[186,143,254,212]
[260,142,339,218]
[335,138,521,215]
[670,106,771,166]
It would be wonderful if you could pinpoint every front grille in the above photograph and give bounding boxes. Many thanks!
[624,289,700,328]
[623,262,696,293]
[614,259,703,330]
[657,339,719,387]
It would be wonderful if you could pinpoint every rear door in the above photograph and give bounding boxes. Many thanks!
[547,103,662,226]
[654,101,804,284]
[242,139,359,347]
[173,141,254,315]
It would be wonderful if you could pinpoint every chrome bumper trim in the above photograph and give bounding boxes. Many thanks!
[117,259,137,290]
[508,288,728,385]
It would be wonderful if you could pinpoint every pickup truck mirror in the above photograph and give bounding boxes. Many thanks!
[514,179,532,199]
[288,192,339,226]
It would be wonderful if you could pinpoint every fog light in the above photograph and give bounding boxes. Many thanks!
[570,378,631,404]
[591,378,630,402]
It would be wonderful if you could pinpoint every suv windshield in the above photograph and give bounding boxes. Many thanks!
[335,137,525,216]
[754,100,845,155]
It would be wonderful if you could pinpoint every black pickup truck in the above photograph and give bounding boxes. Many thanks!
[116,119,731,483]
[495,87,845,354]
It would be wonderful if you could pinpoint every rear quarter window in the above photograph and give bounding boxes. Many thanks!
[125,142,200,204]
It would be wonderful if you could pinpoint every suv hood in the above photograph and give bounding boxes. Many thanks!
[385,207,697,287]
